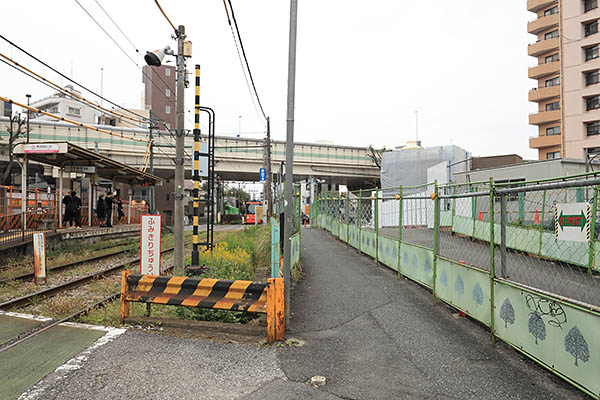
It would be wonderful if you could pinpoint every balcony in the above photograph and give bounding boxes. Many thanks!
[529,134,561,149]
[528,37,559,57]
[527,0,558,13]
[528,61,560,79]
[529,109,561,125]
[529,85,560,102]
[528,13,559,35]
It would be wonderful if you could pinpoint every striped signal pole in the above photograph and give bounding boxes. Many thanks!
[192,64,201,267]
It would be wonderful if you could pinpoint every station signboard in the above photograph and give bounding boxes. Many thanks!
[64,165,96,174]
[24,143,67,154]
[140,215,162,275]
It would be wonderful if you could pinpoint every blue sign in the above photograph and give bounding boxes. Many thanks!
[259,168,266,182]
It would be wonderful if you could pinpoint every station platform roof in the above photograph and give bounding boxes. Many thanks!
[13,141,161,185]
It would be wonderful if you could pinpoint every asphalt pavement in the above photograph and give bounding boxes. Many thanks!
[276,228,588,399]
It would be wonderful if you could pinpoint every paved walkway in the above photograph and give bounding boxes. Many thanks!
[276,228,587,399]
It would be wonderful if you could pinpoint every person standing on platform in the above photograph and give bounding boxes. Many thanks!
[116,196,125,224]
[96,194,107,227]
[62,192,73,228]
[105,193,114,227]
[70,191,82,229]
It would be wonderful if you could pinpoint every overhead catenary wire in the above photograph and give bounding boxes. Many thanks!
[93,0,139,54]
[0,52,144,128]
[0,34,150,122]
[153,0,178,33]
[223,0,268,124]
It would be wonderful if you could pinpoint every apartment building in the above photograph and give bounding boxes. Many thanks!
[142,65,176,130]
[528,0,600,161]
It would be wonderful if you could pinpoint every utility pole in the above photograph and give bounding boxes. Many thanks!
[283,0,299,323]
[265,116,273,218]
[149,109,155,213]
[174,25,186,275]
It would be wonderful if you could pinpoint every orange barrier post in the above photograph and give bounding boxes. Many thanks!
[120,271,131,323]
[267,277,285,342]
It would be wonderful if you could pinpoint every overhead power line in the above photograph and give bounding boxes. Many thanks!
[153,0,178,33]
[0,33,150,122]
[93,0,139,54]
[224,0,268,123]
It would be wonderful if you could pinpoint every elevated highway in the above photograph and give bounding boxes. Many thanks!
[0,117,379,187]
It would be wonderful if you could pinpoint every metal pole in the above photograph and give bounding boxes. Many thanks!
[283,0,298,324]
[587,187,598,275]
[358,188,363,255]
[500,194,507,279]
[192,65,200,268]
[58,168,63,228]
[375,189,379,266]
[398,185,402,278]
[88,178,92,227]
[538,189,546,257]
[174,25,186,275]
[265,117,273,218]
[21,158,27,230]
[432,181,439,303]
[149,110,155,214]
[489,177,496,345]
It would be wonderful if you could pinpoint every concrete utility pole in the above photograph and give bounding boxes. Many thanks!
[283,0,299,323]
[149,109,155,213]
[174,25,186,275]
[265,117,273,218]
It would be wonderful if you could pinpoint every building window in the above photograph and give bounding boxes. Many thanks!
[165,105,171,114]
[546,151,561,159]
[586,95,600,110]
[544,30,559,40]
[586,70,600,86]
[585,0,598,13]
[546,126,561,136]
[545,53,559,63]
[586,45,599,61]
[587,121,600,135]
[48,106,59,113]
[546,101,560,111]
[544,6,559,16]
[165,68,171,77]
[585,20,599,37]
[67,106,81,116]
[545,77,560,87]
[165,88,171,97]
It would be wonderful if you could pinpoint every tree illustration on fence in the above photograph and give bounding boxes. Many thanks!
[564,326,589,367]
[424,257,432,276]
[412,255,419,270]
[402,251,409,267]
[455,275,464,295]
[472,282,483,307]
[500,298,515,328]
[439,270,447,288]
[528,311,546,345]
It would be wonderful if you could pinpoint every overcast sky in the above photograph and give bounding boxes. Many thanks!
[1,1,537,159]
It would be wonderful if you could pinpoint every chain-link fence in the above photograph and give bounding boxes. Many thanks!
[311,175,600,398]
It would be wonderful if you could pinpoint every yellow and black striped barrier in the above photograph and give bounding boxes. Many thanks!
[120,271,285,343]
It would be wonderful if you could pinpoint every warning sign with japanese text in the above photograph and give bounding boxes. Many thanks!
[554,203,591,243]
[140,215,162,275]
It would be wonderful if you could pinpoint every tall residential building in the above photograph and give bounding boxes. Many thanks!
[528,0,600,161]
[142,65,176,130]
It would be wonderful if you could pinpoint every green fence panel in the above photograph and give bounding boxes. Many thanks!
[505,225,519,250]
[452,215,473,237]
[378,234,398,271]
[340,223,348,242]
[494,281,600,398]
[474,220,489,242]
[349,226,360,249]
[440,210,452,227]
[436,257,492,326]
[361,229,377,259]
[399,242,434,289]
[512,226,540,255]
[290,232,301,267]
[540,232,589,268]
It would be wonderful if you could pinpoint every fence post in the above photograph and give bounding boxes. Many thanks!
[538,189,546,257]
[489,177,496,345]
[375,189,379,266]
[587,187,598,275]
[500,194,507,279]
[398,185,402,279]
[432,181,439,303]
[338,193,341,238]
[451,184,456,234]
[472,184,477,239]
[346,191,350,243]
[358,189,363,255]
